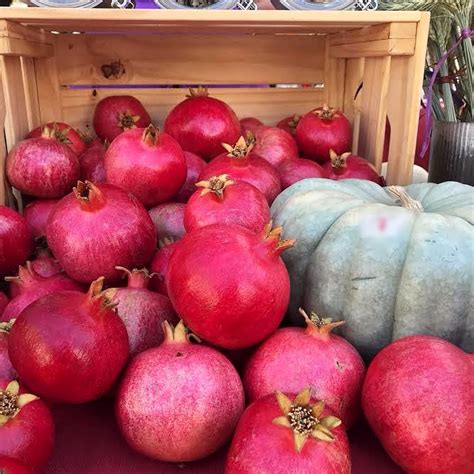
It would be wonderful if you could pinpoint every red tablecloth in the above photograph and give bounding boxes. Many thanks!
[44,400,403,473]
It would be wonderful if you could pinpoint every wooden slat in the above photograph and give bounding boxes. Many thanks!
[325,36,345,110]
[357,56,391,171]
[60,87,325,132]
[343,58,364,154]
[0,36,53,58]
[328,23,417,46]
[330,38,415,58]
[21,57,41,130]
[56,33,325,86]
[34,54,63,124]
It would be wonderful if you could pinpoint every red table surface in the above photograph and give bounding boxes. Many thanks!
[44,400,403,474]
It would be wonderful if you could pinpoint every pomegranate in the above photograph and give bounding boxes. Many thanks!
[164,86,240,161]
[247,126,298,169]
[296,105,352,163]
[104,267,178,357]
[105,126,186,207]
[148,203,185,241]
[240,117,263,136]
[243,309,365,428]
[0,320,16,380]
[93,95,151,143]
[276,114,300,136]
[46,181,157,284]
[29,247,61,279]
[278,158,327,189]
[323,150,382,184]
[79,139,106,183]
[362,335,474,474]
[149,238,178,297]
[175,151,207,203]
[199,137,282,204]
[0,380,54,472]
[28,122,87,156]
[9,278,129,403]
[226,388,350,474]
[2,262,82,321]
[23,199,58,238]
[6,128,80,198]
[0,206,33,276]
[116,321,244,462]
[0,293,8,318]
[167,223,293,349]
[184,174,270,233]
[0,456,32,474]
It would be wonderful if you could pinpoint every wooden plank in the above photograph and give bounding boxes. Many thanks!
[0,19,53,44]
[330,38,415,58]
[56,33,325,86]
[0,36,53,58]
[386,17,430,185]
[60,87,325,132]
[34,55,63,124]
[325,37,345,110]
[329,23,417,46]
[357,56,391,171]
[21,57,41,130]
[343,58,364,153]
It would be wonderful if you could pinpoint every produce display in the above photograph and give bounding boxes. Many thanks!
[0,89,472,474]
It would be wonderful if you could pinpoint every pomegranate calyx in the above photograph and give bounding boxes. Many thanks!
[142,124,160,147]
[4,261,38,287]
[313,104,337,121]
[77,126,94,145]
[222,136,254,158]
[299,308,345,338]
[162,320,200,345]
[159,237,175,249]
[244,131,256,146]
[272,388,341,452]
[288,114,301,130]
[386,186,424,212]
[40,123,73,145]
[186,85,209,98]
[115,266,154,289]
[117,110,141,131]
[195,174,235,199]
[73,181,105,209]
[87,277,118,312]
[0,381,39,426]
[262,223,295,255]
[329,150,351,169]
[0,319,15,334]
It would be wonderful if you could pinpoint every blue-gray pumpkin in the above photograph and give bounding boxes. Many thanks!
[271,178,473,359]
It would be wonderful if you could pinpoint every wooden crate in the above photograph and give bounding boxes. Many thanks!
[0,9,430,206]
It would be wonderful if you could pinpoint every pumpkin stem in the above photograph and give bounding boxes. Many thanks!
[386,186,424,212]
[299,308,345,339]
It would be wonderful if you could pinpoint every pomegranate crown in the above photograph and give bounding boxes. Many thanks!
[186,85,209,98]
[73,181,106,210]
[115,266,156,290]
[313,104,338,121]
[117,109,141,131]
[273,388,342,453]
[41,122,72,145]
[195,174,235,199]
[262,222,296,255]
[162,320,201,345]
[288,114,301,130]
[87,277,118,312]
[0,381,39,426]
[159,237,175,249]
[0,318,15,334]
[329,149,352,169]
[222,136,254,159]
[4,261,41,286]
[299,308,345,338]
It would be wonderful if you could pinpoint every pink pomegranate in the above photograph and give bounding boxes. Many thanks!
[105,126,186,207]
[167,224,293,349]
[148,203,186,241]
[248,126,298,168]
[23,199,58,238]
[278,158,327,189]
[296,105,352,163]
[0,320,16,380]
[276,114,300,136]
[240,117,263,136]
[29,247,61,279]
[116,321,245,462]
[323,150,382,184]
[362,335,474,474]
[0,456,33,474]
[149,238,178,297]
[93,95,151,143]
[2,262,82,321]
[6,128,80,198]
[164,87,240,161]
[28,122,87,156]
[105,267,178,356]
[184,174,270,233]
[8,278,129,403]
[0,206,33,276]
[243,309,365,428]
[0,379,54,473]
[226,388,350,474]
[0,293,8,318]
[175,151,207,203]
[199,137,282,204]
[79,139,106,183]
[46,181,157,284]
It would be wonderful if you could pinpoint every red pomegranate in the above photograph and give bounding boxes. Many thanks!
[184,174,270,233]
[0,293,8,318]
[29,247,61,279]
[93,95,151,143]
[226,388,350,474]
[148,203,186,241]
[28,122,87,156]
[276,114,300,136]
[175,151,207,203]
[2,262,82,321]
[199,137,282,204]
[240,117,263,136]
[247,126,298,169]
[167,224,293,349]
[116,321,245,462]
[278,158,327,189]
[6,129,80,199]
[0,320,16,380]
[105,267,178,357]
[105,126,186,207]
[0,456,32,474]
[23,199,58,238]
[8,278,129,403]
[79,139,106,183]
[0,380,54,472]
[296,105,352,163]
[0,206,33,276]
[46,181,157,284]
[323,150,382,184]
[149,238,178,297]
[362,336,474,474]
[243,309,365,428]
[164,86,240,161]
